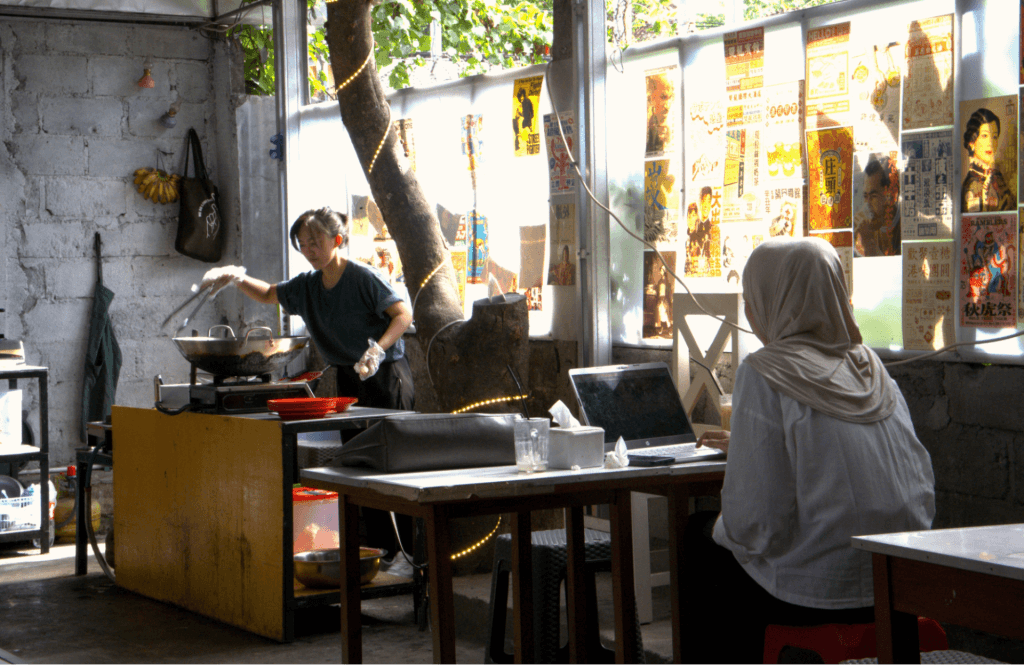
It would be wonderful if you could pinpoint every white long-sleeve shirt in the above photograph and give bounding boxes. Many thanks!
[712,363,936,609]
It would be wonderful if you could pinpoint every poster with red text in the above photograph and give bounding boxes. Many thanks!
[903,240,955,350]
[805,22,851,129]
[959,214,1017,327]
[807,126,854,230]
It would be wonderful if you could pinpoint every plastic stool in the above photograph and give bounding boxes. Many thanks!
[484,528,645,664]
[763,616,948,663]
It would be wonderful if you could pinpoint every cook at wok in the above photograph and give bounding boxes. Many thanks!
[201,206,415,412]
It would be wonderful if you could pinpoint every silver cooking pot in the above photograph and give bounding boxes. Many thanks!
[172,325,309,377]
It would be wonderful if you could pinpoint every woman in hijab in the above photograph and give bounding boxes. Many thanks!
[687,236,935,663]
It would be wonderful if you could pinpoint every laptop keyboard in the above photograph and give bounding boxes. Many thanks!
[629,442,719,459]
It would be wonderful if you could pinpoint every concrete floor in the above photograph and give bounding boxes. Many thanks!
[0,539,677,664]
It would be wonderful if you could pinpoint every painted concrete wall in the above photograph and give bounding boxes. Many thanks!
[0,17,281,465]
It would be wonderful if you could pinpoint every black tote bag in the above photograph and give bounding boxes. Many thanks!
[175,128,224,262]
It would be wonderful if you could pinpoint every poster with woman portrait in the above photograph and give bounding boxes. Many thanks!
[643,250,676,339]
[959,214,1017,327]
[959,96,1018,214]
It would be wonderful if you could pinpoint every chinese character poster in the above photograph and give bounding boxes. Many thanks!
[686,99,725,186]
[848,43,901,151]
[467,211,489,284]
[762,80,805,184]
[959,214,1017,327]
[901,130,954,240]
[903,14,954,130]
[903,240,955,350]
[684,184,722,278]
[805,22,851,129]
[807,126,854,230]
[644,158,680,245]
[764,185,804,238]
[512,75,544,157]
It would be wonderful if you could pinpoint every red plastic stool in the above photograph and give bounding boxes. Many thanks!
[763,616,948,663]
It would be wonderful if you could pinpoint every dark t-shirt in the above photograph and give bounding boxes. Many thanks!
[276,260,404,366]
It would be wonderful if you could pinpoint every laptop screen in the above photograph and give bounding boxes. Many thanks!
[568,362,697,451]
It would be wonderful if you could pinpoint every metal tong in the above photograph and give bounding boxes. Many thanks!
[161,282,215,332]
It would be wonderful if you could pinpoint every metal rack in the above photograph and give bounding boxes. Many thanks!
[0,365,49,553]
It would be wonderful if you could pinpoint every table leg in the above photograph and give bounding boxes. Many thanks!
[339,494,362,664]
[74,452,89,576]
[872,553,920,664]
[666,484,690,664]
[425,504,456,663]
[564,505,588,663]
[510,511,535,664]
[609,490,638,664]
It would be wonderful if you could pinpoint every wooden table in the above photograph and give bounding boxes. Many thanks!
[113,405,412,642]
[301,458,726,664]
[852,524,1024,663]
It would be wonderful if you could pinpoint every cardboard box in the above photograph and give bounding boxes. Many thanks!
[548,426,604,469]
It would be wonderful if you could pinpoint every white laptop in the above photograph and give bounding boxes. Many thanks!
[567,362,725,466]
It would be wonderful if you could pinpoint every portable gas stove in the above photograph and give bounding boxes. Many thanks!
[156,373,313,415]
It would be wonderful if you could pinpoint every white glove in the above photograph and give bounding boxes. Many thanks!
[200,265,247,295]
[354,339,385,380]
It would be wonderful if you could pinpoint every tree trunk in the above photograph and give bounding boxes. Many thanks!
[324,0,529,414]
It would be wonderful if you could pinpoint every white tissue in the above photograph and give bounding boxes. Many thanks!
[548,400,581,428]
[605,436,629,468]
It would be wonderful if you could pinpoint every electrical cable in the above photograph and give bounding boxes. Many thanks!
[543,60,754,337]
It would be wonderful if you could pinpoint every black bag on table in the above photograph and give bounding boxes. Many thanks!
[331,413,517,473]
[175,128,224,263]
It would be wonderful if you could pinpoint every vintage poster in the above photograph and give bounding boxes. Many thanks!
[720,222,765,287]
[512,75,544,157]
[849,44,901,151]
[901,130,954,241]
[764,184,805,238]
[645,66,679,158]
[811,230,854,294]
[644,159,680,245]
[903,14,954,131]
[466,211,488,284]
[903,240,955,350]
[725,27,764,93]
[806,126,854,230]
[686,99,725,186]
[484,258,518,294]
[723,125,762,222]
[544,112,576,194]
[684,185,722,278]
[805,22,851,129]
[519,224,546,292]
[450,248,468,310]
[853,151,901,257]
[392,118,416,171]
[643,251,676,339]
[762,80,805,184]
[959,214,1017,327]
[548,203,576,286]
[461,114,484,186]
[960,96,1018,213]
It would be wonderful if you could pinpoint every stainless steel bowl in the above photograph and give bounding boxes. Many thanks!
[293,547,387,588]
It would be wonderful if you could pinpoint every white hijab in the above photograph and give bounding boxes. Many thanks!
[741,236,897,423]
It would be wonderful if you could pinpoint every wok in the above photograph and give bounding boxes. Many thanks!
[173,325,309,377]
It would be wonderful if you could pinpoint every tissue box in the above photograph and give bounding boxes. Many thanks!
[548,426,605,469]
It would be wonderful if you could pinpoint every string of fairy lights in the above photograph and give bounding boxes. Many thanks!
[332,39,390,175]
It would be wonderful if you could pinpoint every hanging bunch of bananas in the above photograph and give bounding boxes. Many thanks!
[133,167,181,204]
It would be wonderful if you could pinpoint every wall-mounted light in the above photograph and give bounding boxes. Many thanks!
[160,101,181,128]
[137,62,155,88]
